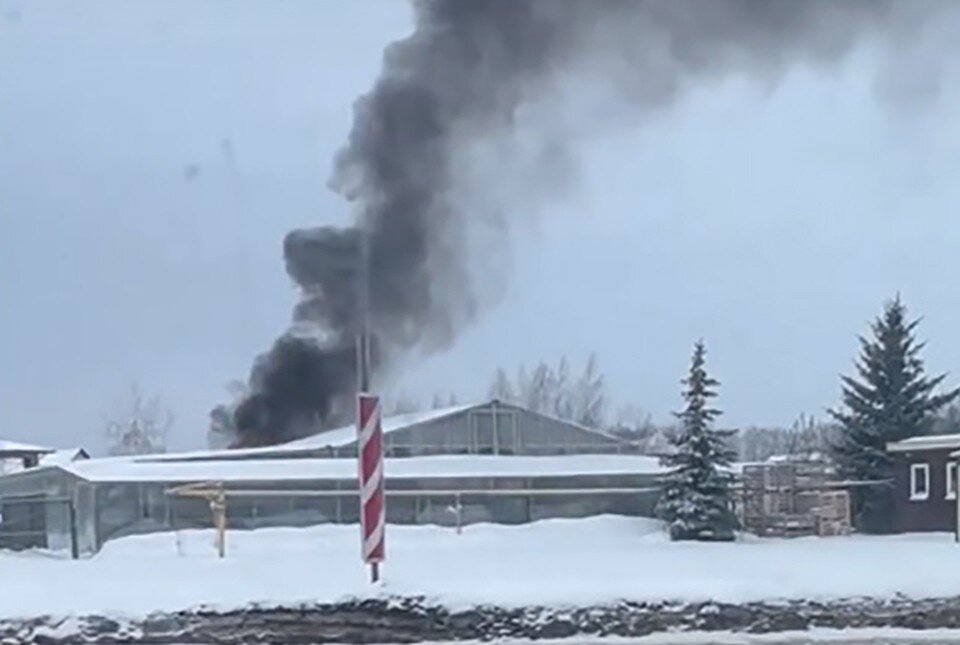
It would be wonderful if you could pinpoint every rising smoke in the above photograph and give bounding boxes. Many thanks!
[226,0,942,447]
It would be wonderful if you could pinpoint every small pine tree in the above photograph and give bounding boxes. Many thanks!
[656,341,737,541]
[830,295,959,532]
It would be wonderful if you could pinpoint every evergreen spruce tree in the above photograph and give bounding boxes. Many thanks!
[656,341,738,541]
[830,295,959,532]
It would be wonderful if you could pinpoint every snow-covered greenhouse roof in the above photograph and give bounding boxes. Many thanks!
[54,453,664,483]
[6,400,655,485]
[0,439,54,457]
[144,400,627,463]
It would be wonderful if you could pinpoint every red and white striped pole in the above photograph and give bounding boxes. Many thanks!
[357,392,385,582]
[355,226,384,583]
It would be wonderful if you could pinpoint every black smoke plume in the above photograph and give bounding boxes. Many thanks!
[226,0,942,447]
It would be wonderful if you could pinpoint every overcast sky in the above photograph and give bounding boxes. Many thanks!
[3,1,960,452]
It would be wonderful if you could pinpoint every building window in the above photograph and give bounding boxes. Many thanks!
[947,462,958,501]
[910,463,930,501]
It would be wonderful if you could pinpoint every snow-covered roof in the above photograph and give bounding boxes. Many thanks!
[139,400,626,465]
[0,439,53,455]
[141,403,479,464]
[37,400,637,485]
[269,400,625,451]
[491,401,627,445]
[888,434,960,453]
[39,448,89,466]
[280,403,478,451]
[737,452,828,467]
[57,454,665,483]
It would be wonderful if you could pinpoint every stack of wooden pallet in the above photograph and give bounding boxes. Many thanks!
[738,459,850,538]
[812,490,851,537]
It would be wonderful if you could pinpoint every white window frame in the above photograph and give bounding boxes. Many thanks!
[910,463,930,501]
[947,462,958,501]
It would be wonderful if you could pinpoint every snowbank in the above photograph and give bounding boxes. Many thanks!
[3,516,960,620]
[488,629,960,644]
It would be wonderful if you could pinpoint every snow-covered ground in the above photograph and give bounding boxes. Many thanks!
[3,516,960,621]
[482,630,960,644]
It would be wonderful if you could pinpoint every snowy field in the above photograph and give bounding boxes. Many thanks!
[3,516,960,621]
[479,631,960,644]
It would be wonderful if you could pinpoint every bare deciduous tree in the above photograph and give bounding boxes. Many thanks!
[387,392,421,416]
[488,354,608,428]
[571,353,605,428]
[105,384,174,456]
[488,367,515,402]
